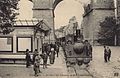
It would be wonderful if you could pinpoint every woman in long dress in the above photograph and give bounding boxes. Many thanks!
[49,47,56,64]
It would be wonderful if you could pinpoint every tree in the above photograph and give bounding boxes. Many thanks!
[98,16,117,45]
[0,0,19,35]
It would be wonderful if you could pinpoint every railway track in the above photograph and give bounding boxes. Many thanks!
[67,64,94,78]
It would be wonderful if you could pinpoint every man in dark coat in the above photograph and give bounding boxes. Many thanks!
[42,43,48,54]
[46,43,50,55]
[33,49,38,64]
[55,42,59,57]
[83,40,92,67]
[83,40,92,57]
[25,49,31,68]
[104,46,111,62]
[106,46,111,62]
[42,52,48,68]
[104,46,108,62]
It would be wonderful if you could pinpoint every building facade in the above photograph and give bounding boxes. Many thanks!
[0,0,63,54]
[64,16,78,36]
[0,20,50,54]
[81,0,115,45]
[55,16,79,44]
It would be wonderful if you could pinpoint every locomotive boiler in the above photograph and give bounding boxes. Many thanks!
[63,29,92,66]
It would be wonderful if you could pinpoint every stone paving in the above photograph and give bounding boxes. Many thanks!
[88,46,120,78]
[1,46,120,78]
[0,48,68,78]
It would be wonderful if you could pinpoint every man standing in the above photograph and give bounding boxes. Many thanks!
[104,46,108,62]
[107,47,111,61]
[55,42,59,57]
[104,46,111,62]
[84,40,92,57]
[42,52,48,69]
[33,49,38,64]
[83,40,92,67]
[25,49,31,68]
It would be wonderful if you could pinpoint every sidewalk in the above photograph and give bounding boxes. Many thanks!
[0,47,68,78]
[88,46,120,78]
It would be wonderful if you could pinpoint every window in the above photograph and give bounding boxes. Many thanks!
[17,37,32,52]
[0,37,13,52]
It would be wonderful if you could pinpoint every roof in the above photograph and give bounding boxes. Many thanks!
[14,19,41,26]
[14,19,51,31]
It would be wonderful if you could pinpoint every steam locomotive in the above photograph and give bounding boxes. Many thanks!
[62,29,92,66]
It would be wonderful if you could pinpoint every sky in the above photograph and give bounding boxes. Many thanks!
[54,0,90,29]
[17,0,33,19]
[17,0,90,29]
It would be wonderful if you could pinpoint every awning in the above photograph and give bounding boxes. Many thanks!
[14,19,51,31]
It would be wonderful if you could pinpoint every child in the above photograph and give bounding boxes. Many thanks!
[33,54,41,76]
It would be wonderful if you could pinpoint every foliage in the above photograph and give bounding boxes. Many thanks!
[0,0,19,35]
[98,16,117,45]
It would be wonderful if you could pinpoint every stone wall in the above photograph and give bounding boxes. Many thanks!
[91,0,114,9]
[33,0,55,43]
[81,0,115,45]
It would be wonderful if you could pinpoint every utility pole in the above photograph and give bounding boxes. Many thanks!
[114,0,117,46]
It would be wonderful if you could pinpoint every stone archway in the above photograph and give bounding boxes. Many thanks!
[53,0,63,10]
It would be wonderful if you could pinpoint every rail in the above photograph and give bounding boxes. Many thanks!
[67,65,94,78]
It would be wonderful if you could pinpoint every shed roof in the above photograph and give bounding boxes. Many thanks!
[14,19,51,31]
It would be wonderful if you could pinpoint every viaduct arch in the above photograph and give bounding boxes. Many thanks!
[31,0,63,43]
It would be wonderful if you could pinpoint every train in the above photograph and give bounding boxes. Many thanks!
[61,29,92,66]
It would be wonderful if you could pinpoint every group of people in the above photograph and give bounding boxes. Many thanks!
[25,42,60,77]
[25,40,112,76]
[25,49,41,76]
[42,42,60,64]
